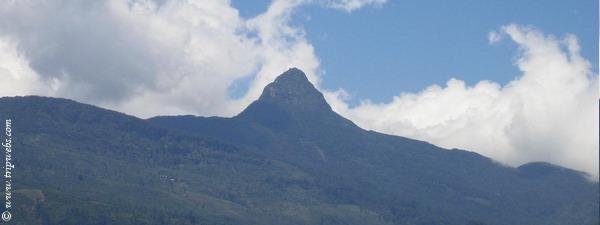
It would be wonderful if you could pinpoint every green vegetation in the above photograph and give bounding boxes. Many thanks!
[0,69,597,225]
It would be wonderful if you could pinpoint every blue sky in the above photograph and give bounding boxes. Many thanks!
[233,0,598,103]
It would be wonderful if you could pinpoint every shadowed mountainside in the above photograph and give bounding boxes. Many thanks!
[1,68,598,225]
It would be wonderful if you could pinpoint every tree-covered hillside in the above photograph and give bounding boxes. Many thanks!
[0,69,598,225]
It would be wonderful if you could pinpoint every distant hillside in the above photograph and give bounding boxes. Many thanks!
[0,68,598,225]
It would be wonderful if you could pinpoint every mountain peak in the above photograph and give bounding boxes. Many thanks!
[252,68,331,112]
[272,67,309,84]
[236,68,339,128]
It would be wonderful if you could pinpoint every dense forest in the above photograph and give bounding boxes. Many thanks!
[1,69,598,224]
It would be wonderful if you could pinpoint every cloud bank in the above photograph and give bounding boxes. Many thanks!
[0,0,384,117]
[326,24,599,177]
[0,1,597,177]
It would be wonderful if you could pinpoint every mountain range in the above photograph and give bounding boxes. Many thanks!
[1,68,598,225]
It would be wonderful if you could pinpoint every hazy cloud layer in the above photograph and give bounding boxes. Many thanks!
[326,24,599,177]
[324,0,387,12]
[0,1,597,177]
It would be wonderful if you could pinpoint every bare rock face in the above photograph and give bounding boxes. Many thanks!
[245,68,331,113]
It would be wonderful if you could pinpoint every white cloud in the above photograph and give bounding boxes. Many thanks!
[488,30,502,43]
[326,24,599,178]
[325,0,387,12]
[0,36,57,96]
[0,0,380,118]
